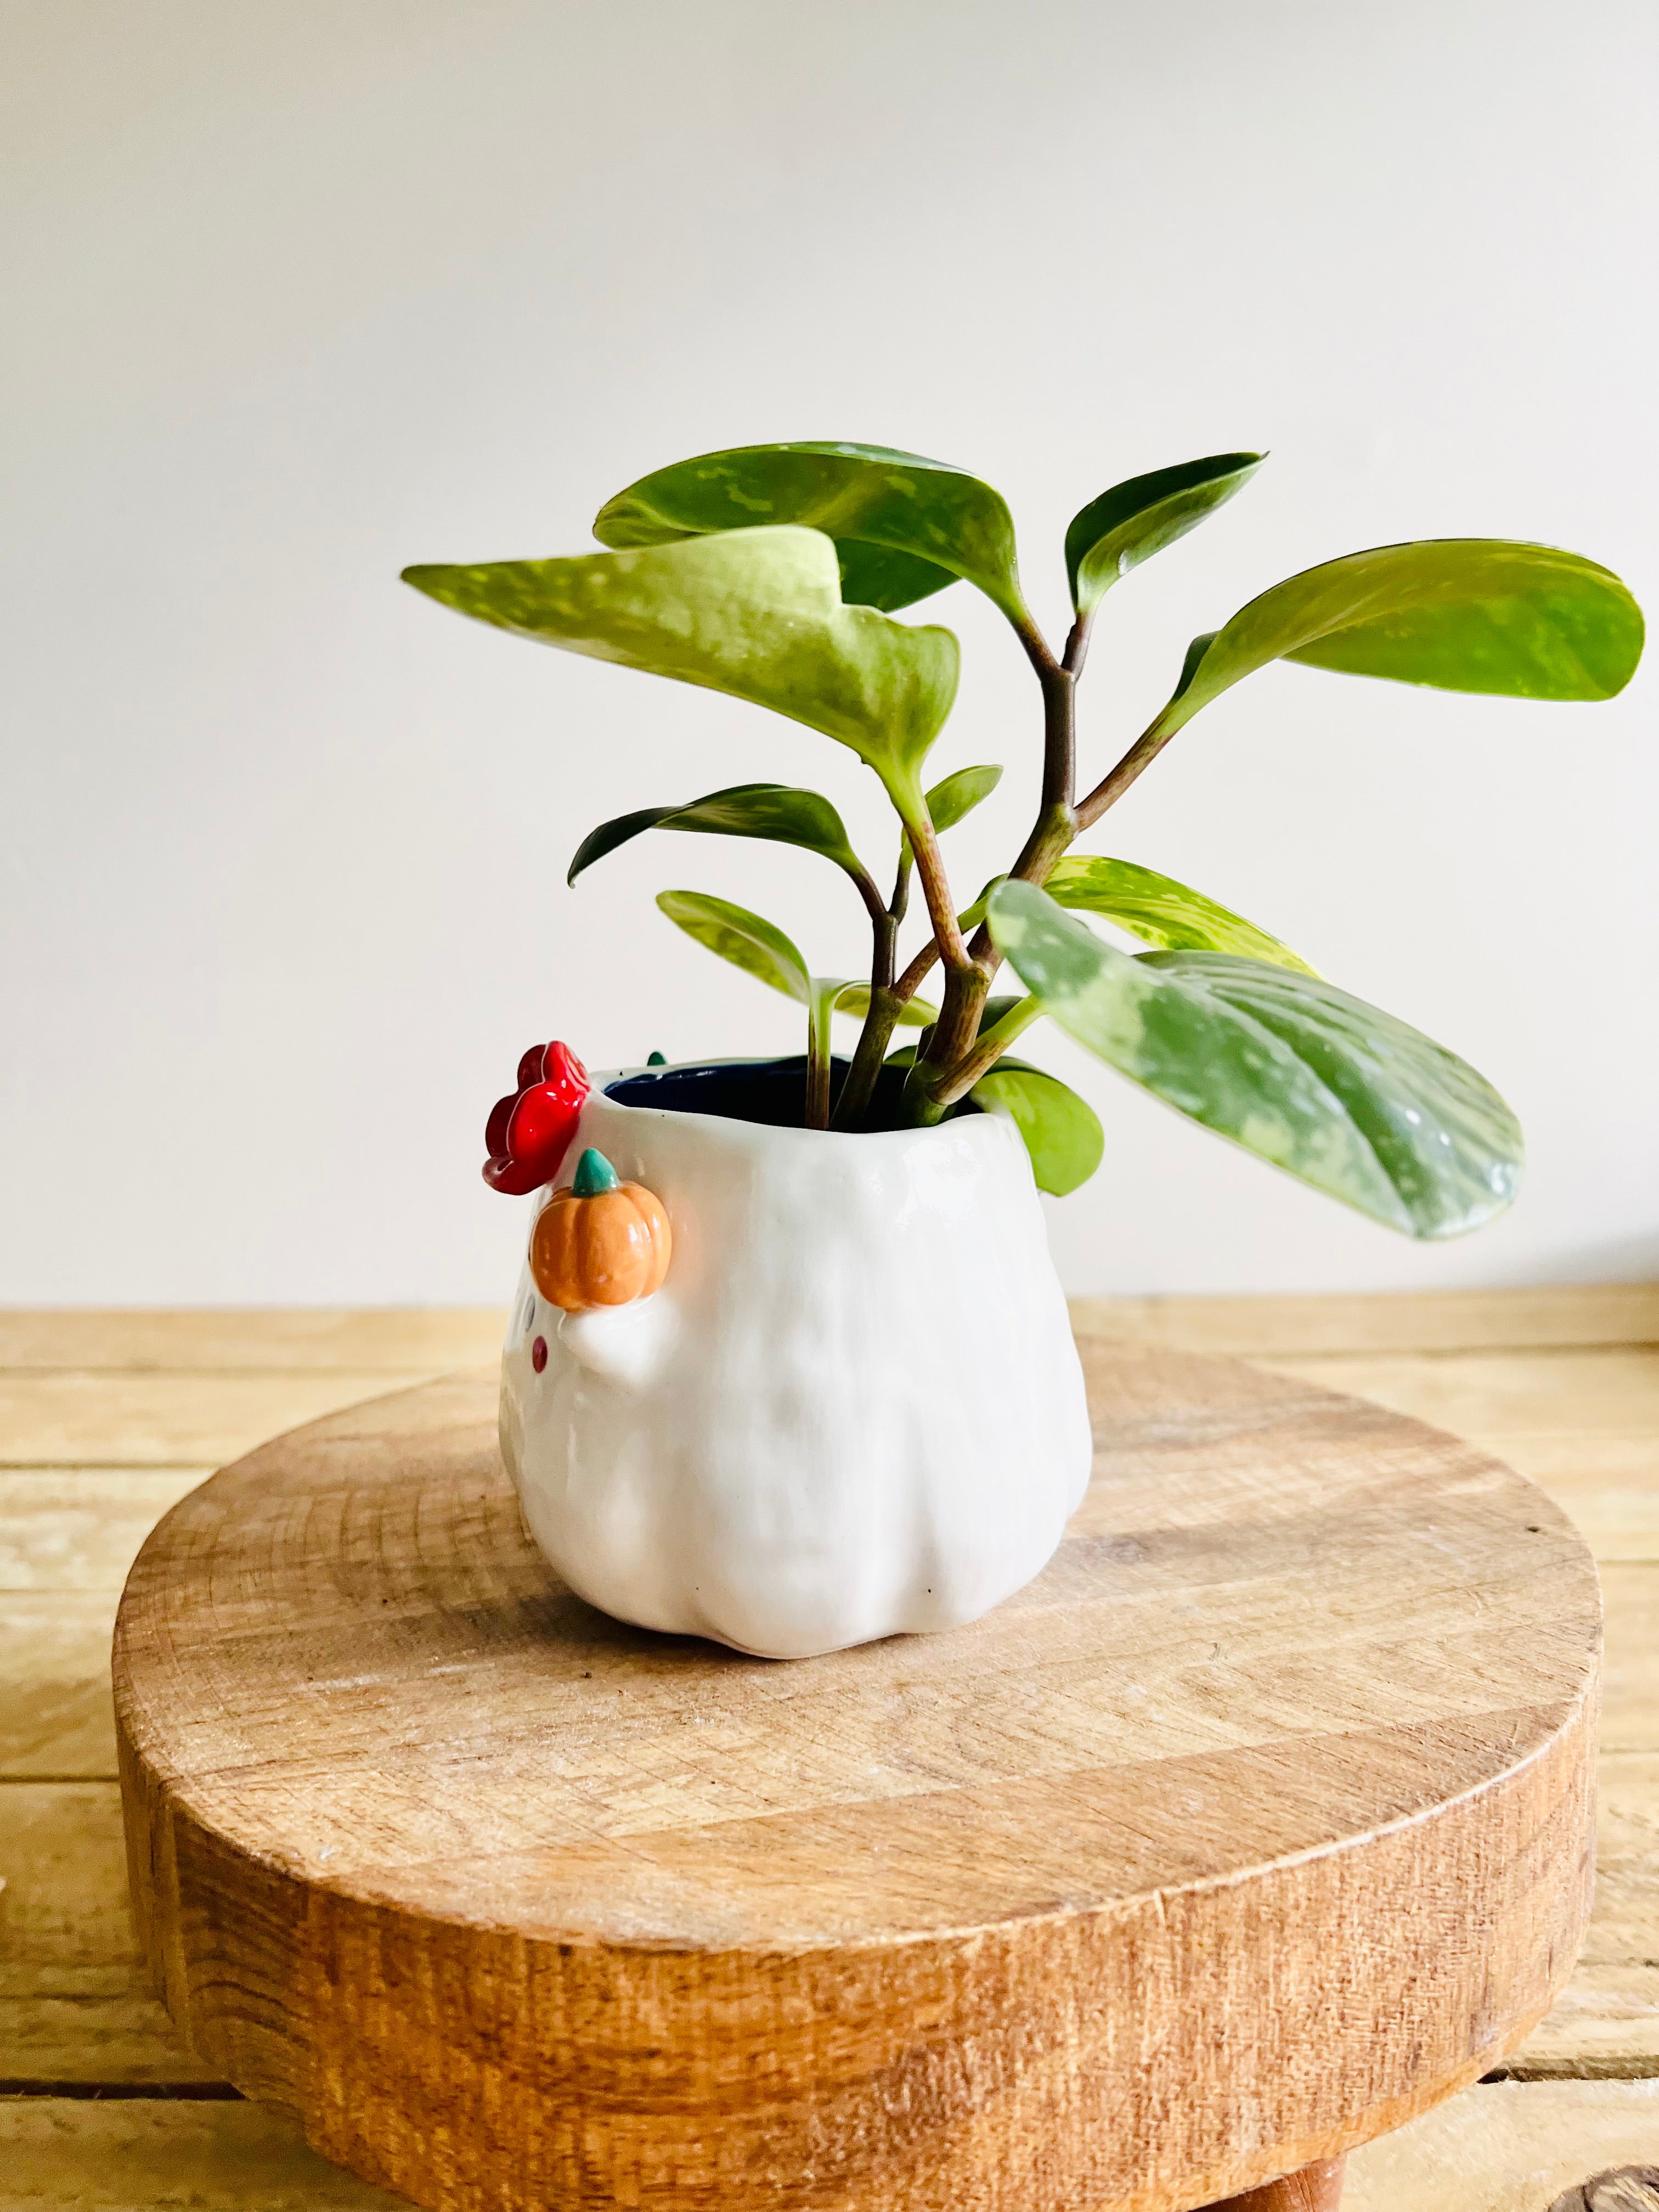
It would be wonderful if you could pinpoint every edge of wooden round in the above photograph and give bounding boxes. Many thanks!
[115,1344,1601,2212]
[1204,2157,1346,2212]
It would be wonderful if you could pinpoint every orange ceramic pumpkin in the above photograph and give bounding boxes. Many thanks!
[530,1147,672,1312]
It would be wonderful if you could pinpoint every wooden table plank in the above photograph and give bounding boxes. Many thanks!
[5,1285,1656,1378]
[0,1995,215,2089]
[0,1785,148,1999]
[0,2100,409,2208]
[1072,1285,1659,1357]
[1604,1571,1659,1755]
[0,1594,120,1780]
[1491,1437,1659,1564]
[0,1310,506,1373]
[1345,2079,1659,2209]
[0,1782,214,2087]
[1510,1966,1659,2079]
[0,1472,208,1590]
[1510,1752,1659,2077]
[0,1372,439,1467]
[1259,1349,1659,1438]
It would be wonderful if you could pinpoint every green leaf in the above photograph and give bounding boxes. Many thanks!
[651,892,941,1039]
[883,1038,1102,1194]
[986,879,1521,1239]
[592,442,1026,620]
[1147,540,1644,748]
[1039,855,1316,972]
[955,876,1007,931]
[923,761,1003,833]
[832,982,938,1029]
[806,974,845,1114]
[901,762,1005,873]
[1066,452,1263,617]
[569,783,864,887]
[958,860,1313,965]
[970,1059,1104,1195]
[656,890,809,1004]
[404,526,959,806]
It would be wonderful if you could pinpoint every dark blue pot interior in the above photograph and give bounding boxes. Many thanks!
[606,1056,971,1131]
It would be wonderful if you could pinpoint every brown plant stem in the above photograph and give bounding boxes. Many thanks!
[832,900,901,1131]
[905,807,972,978]
[831,848,910,1130]
[849,860,895,940]
[1074,715,1172,832]
[838,926,953,1126]
[897,805,980,1123]
[830,985,904,1129]
[894,934,944,1003]
[908,614,1081,1118]
[907,964,991,1123]
[902,587,1173,1123]
[930,993,1043,1108]
[1014,611,1075,815]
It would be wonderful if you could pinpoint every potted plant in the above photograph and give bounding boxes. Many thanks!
[404,442,1643,1659]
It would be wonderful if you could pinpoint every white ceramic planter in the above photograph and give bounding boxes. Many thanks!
[499,1062,1092,1659]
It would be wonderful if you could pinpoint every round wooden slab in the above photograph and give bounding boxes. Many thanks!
[115,1345,1600,2212]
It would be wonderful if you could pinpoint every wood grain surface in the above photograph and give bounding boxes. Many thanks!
[113,1344,1602,2212]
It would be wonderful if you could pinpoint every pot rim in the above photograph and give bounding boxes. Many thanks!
[589,1056,1002,1154]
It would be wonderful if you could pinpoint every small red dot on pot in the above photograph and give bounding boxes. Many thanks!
[531,1335,548,1373]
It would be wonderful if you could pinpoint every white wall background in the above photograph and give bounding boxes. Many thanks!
[2,0,1655,1305]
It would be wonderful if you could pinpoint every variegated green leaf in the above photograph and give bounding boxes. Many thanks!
[970,1058,1104,1195]
[656,890,809,1004]
[1039,855,1315,971]
[833,982,938,1028]
[569,783,864,887]
[986,879,1521,1238]
[404,527,959,806]
[884,1040,1102,1195]
[653,895,937,1035]
[1065,453,1262,617]
[958,857,1313,969]
[593,442,1026,619]
[924,761,1003,833]
[1146,540,1643,753]
[901,762,1005,872]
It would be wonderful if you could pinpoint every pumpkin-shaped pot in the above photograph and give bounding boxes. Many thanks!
[531,1148,672,1311]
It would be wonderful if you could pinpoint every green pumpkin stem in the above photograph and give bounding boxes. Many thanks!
[572,1147,620,1197]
